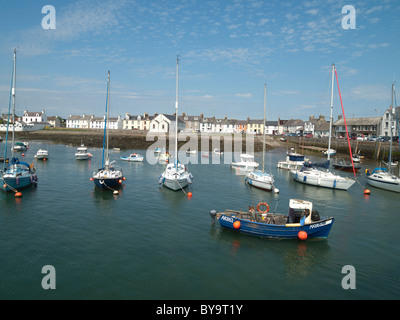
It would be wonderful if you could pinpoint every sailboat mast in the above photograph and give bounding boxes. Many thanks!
[11,48,16,160]
[106,71,110,166]
[175,57,179,166]
[262,84,266,173]
[389,81,395,172]
[327,64,335,163]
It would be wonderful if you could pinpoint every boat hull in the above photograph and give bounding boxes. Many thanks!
[0,174,37,192]
[75,154,92,160]
[290,169,355,190]
[162,177,189,191]
[218,215,334,239]
[366,175,400,193]
[93,177,122,189]
[120,156,144,162]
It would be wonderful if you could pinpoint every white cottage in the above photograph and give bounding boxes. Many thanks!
[89,115,122,130]
[66,114,93,129]
[149,114,185,133]
[22,109,47,123]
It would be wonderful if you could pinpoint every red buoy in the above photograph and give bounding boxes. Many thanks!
[187,192,192,198]
[298,230,308,240]
[233,220,241,229]
[364,189,371,195]
[15,192,22,198]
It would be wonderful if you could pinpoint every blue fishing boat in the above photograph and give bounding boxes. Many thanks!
[92,71,124,190]
[1,49,37,193]
[210,199,334,240]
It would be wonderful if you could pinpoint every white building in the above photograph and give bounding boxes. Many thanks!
[123,113,152,131]
[380,107,399,137]
[199,116,214,133]
[22,110,47,123]
[149,114,185,133]
[66,114,93,129]
[89,115,122,130]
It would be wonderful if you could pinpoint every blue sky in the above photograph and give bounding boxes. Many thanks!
[0,0,399,121]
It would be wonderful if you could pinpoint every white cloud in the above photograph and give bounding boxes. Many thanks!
[235,93,252,98]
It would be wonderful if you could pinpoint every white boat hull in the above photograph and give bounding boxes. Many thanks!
[75,153,92,160]
[160,163,192,191]
[246,177,273,191]
[366,173,400,193]
[290,168,355,190]
[162,177,189,191]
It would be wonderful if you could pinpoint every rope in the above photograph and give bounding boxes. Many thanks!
[176,176,188,195]
[0,177,19,193]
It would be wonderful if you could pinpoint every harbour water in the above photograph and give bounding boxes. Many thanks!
[0,141,399,300]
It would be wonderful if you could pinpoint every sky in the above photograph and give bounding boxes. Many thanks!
[0,0,399,121]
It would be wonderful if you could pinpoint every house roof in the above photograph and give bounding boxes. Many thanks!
[283,119,304,127]
[333,117,381,126]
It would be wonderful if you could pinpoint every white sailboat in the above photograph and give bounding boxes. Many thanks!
[159,57,193,191]
[366,82,400,192]
[290,64,355,191]
[245,84,275,191]
[0,49,37,193]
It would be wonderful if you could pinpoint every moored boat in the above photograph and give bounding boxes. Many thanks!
[366,167,400,193]
[332,158,361,172]
[1,49,37,193]
[290,64,355,191]
[120,153,144,162]
[245,84,276,192]
[366,82,400,193]
[75,143,92,160]
[35,149,49,160]
[231,154,259,170]
[159,57,193,191]
[92,71,125,190]
[13,142,27,151]
[210,199,334,240]
[277,148,308,170]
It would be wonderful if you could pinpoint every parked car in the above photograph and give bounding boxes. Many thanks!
[368,135,377,141]
[305,133,313,138]
[377,136,391,142]
[393,136,399,142]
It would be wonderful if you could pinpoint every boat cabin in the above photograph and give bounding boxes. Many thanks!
[288,199,314,224]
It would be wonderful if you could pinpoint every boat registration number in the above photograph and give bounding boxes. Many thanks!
[220,215,234,223]
[309,219,332,229]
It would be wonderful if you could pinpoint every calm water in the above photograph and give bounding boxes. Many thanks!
[0,140,399,300]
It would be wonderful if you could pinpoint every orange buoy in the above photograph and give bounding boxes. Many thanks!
[122,177,126,181]
[15,192,22,198]
[187,192,192,198]
[364,189,371,195]
[3,184,7,189]
[233,220,241,229]
[298,230,308,240]
[118,179,122,184]
[90,178,94,181]
[22,153,25,157]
